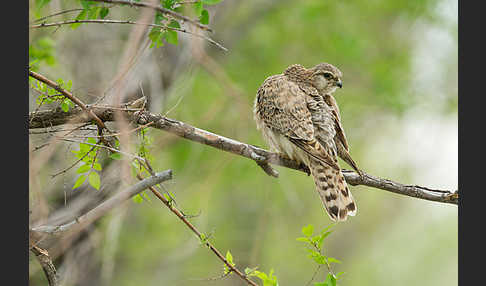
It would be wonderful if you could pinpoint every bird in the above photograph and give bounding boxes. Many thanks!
[253,63,362,221]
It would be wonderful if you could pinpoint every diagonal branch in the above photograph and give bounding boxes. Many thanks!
[29,70,107,131]
[30,170,172,234]
[28,104,459,205]
[135,174,259,286]
[30,245,59,286]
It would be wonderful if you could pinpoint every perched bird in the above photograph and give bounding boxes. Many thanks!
[253,63,362,221]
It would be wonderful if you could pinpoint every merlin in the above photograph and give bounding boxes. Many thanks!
[253,63,362,221]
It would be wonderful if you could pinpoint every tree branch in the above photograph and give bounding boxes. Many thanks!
[89,0,212,32]
[30,19,227,51]
[30,170,172,234]
[30,245,59,286]
[136,174,259,286]
[28,104,458,205]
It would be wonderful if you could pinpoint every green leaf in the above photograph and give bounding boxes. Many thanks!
[314,283,327,286]
[71,9,87,29]
[72,174,87,189]
[109,153,122,160]
[324,273,337,286]
[35,0,51,10]
[296,237,310,243]
[77,164,91,173]
[199,9,209,25]
[165,30,178,45]
[327,257,342,264]
[86,137,97,144]
[80,0,94,9]
[132,194,144,203]
[226,250,234,266]
[87,7,99,19]
[99,7,109,19]
[302,224,314,237]
[61,100,69,112]
[92,162,102,171]
[202,0,221,5]
[88,172,101,190]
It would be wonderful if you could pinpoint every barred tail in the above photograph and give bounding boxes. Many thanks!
[309,158,357,221]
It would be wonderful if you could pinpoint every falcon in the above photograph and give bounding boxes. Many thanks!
[253,63,362,221]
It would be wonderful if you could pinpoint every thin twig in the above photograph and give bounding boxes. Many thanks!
[30,19,227,51]
[136,174,259,286]
[89,0,212,32]
[51,144,97,178]
[29,70,108,132]
[30,170,172,234]
[32,8,84,23]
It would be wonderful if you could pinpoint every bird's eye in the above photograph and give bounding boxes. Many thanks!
[322,72,333,79]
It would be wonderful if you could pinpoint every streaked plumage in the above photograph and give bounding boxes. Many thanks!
[253,63,361,221]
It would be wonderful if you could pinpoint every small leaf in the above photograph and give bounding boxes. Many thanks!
[327,257,342,264]
[87,7,100,19]
[77,164,91,173]
[88,172,101,190]
[36,0,51,10]
[165,30,178,45]
[99,7,109,19]
[314,283,327,286]
[87,137,97,144]
[109,153,122,160]
[132,194,143,203]
[80,0,94,9]
[324,273,337,286]
[302,224,314,237]
[61,100,69,112]
[92,162,102,171]
[226,250,235,266]
[199,9,209,25]
[202,0,221,5]
[71,9,87,29]
[296,237,310,243]
[72,174,87,189]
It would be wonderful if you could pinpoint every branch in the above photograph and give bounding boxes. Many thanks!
[30,170,172,234]
[136,174,259,286]
[28,105,458,205]
[89,0,212,32]
[29,70,107,131]
[31,245,59,286]
[30,19,227,51]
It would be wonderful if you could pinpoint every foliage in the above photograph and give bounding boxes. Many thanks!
[297,224,344,286]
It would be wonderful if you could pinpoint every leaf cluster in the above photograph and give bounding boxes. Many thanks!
[297,224,344,286]
[72,138,103,190]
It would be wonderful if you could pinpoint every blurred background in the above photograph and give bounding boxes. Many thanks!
[29,0,457,285]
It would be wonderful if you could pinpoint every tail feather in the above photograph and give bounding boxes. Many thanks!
[309,158,357,221]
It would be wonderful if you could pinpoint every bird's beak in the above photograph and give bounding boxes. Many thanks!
[337,80,343,88]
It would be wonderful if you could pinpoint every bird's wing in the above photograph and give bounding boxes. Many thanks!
[323,94,361,173]
[323,94,349,151]
[257,75,340,170]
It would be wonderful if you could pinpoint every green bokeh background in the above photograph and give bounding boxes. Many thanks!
[29,0,457,285]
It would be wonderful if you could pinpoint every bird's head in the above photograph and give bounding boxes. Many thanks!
[309,63,343,94]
